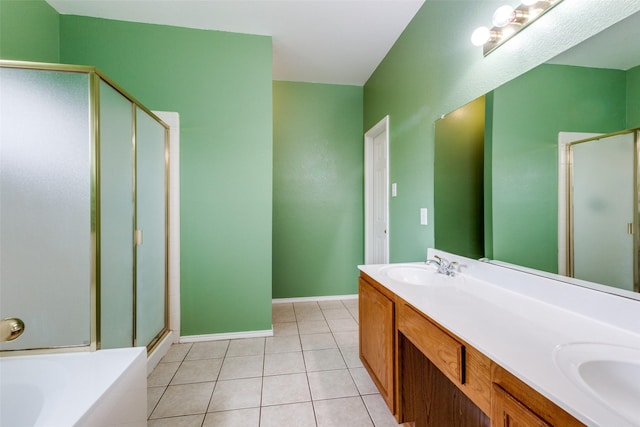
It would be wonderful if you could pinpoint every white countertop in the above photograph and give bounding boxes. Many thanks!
[358,249,640,427]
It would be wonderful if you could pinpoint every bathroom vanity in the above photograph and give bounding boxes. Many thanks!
[358,249,640,427]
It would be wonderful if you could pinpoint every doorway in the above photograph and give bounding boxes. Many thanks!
[364,116,389,264]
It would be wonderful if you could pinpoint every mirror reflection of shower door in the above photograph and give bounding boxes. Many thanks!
[135,107,168,348]
[571,132,635,291]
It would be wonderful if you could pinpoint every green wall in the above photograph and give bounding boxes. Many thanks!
[490,64,626,272]
[628,65,640,128]
[60,16,273,335]
[363,0,507,263]
[273,81,363,298]
[434,96,485,259]
[0,0,59,62]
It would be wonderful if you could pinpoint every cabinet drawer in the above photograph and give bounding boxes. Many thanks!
[398,302,465,385]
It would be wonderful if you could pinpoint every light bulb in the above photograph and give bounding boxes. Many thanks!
[471,27,491,46]
[493,5,515,27]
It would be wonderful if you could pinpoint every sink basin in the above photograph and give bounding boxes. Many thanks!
[379,264,445,286]
[554,342,640,425]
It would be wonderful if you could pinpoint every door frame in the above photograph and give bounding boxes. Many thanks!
[152,112,180,339]
[364,115,390,264]
[558,132,600,276]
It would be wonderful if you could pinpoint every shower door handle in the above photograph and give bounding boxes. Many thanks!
[1,318,25,342]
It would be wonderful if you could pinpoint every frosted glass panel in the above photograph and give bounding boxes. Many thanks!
[572,133,634,290]
[100,81,134,348]
[0,68,91,350]
[135,108,167,347]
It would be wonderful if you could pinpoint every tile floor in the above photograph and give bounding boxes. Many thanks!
[147,298,401,426]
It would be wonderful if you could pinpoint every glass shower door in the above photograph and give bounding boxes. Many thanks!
[571,132,635,291]
[135,107,167,347]
[0,68,92,350]
[99,81,135,349]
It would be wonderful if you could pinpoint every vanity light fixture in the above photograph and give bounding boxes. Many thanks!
[471,0,564,56]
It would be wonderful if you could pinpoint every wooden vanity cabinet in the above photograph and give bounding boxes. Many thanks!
[358,273,396,413]
[396,298,491,426]
[491,364,585,427]
[358,272,585,427]
[492,384,550,427]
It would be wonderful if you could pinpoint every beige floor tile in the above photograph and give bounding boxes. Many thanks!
[348,307,359,322]
[273,310,297,323]
[260,402,317,427]
[218,355,263,380]
[185,340,229,360]
[265,335,301,353]
[208,377,262,412]
[262,373,311,406]
[147,386,165,418]
[294,301,321,311]
[160,343,193,362]
[342,299,358,310]
[147,362,180,387]
[300,333,337,350]
[318,300,347,310]
[295,310,326,321]
[321,308,353,320]
[171,358,223,385]
[203,408,260,427]
[272,303,295,313]
[307,369,359,400]
[314,396,374,427]
[327,318,359,332]
[273,321,299,336]
[264,351,306,376]
[350,367,379,395]
[226,337,265,357]
[298,320,330,334]
[362,394,402,427]
[340,346,364,368]
[333,331,359,348]
[304,348,347,372]
[150,382,215,419]
[148,414,205,427]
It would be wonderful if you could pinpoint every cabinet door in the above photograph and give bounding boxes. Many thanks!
[359,277,395,411]
[492,384,550,427]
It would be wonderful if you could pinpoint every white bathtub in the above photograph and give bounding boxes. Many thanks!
[0,347,147,427]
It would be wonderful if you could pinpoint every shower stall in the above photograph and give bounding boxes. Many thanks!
[0,61,169,353]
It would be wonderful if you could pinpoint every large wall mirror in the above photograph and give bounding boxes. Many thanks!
[434,10,640,299]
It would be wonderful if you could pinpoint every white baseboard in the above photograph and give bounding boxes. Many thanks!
[179,328,274,343]
[272,294,358,304]
[147,331,174,375]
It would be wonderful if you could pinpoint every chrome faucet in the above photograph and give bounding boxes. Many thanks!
[426,255,459,276]
[1,318,25,342]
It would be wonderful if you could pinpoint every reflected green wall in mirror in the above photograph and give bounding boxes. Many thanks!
[628,65,640,128]
[434,96,485,260]
[489,64,629,273]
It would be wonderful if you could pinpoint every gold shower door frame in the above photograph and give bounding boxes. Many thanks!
[0,60,170,355]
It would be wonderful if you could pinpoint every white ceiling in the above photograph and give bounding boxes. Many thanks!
[46,0,425,86]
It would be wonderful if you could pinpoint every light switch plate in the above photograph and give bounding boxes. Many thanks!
[391,183,397,197]
[420,208,428,225]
